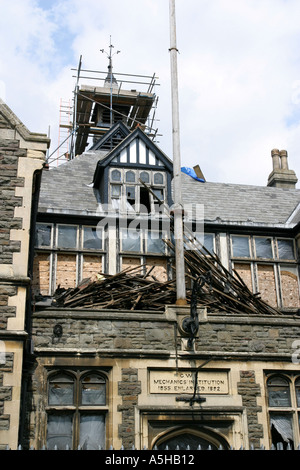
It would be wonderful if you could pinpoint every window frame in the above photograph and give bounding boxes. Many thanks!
[46,370,108,450]
[266,373,300,449]
[56,224,78,250]
[34,224,106,297]
[230,235,299,311]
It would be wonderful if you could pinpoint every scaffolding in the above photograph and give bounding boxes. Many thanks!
[48,54,160,166]
[54,98,73,166]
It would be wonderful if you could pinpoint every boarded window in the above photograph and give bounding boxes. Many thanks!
[56,254,77,289]
[121,257,141,272]
[145,257,168,282]
[82,255,102,281]
[280,266,300,309]
[257,264,277,307]
[234,263,253,292]
[32,253,50,296]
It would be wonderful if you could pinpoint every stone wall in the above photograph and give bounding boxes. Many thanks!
[237,371,263,449]
[32,309,300,358]
[28,306,300,449]
[0,99,49,450]
[118,368,141,448]
[0,353,13,450]
[0,139,25,265]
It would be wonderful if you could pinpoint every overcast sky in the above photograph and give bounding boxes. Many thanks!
[1,0,300,187]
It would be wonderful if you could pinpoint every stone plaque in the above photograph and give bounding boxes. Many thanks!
[149,370,228,395]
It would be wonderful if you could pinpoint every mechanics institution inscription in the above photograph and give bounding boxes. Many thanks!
[149,370,229,394]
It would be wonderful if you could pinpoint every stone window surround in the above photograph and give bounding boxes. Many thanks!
[45,369,109,450]
[266,372,300,449]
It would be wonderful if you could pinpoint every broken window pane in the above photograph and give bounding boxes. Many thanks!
[83,227,102,250]
[126,186,136,201]
[270,414,294,448]
[57,225,77,249]
[47,414,73,450]
[36,224,52,247]
[81,375,106,405]
[231,236,250,258]
[255,237,273,259]
[267,376,291,407]
[79,414,105,450]
[48,375,74,405]
[278,239,295,260]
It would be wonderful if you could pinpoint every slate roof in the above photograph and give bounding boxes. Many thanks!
[180,172,300,227]
[39,151,106,216]
[38,151,300,227]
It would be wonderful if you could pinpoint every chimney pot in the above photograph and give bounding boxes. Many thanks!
[271,148,280,170]
[280,150,289,170]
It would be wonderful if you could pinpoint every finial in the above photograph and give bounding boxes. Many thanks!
[101,36,121,89]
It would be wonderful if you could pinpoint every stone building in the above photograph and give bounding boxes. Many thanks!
[0,99,50,450]
[1,64,300,450]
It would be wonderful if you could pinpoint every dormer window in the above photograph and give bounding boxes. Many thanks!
[109,168,167,213]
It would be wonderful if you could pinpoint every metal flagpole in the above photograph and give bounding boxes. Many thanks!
[169,0,186,304]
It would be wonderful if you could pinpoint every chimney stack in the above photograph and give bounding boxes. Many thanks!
[267,149,298,189]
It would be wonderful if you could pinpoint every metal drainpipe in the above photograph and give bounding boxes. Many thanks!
[169,0,186,304]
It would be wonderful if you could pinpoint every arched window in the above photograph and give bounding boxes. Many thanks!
[153,427,227,450]
[47,370,107,450]
[267,376,291,407]
[111,169,121,182]
[154,173,163,185]
[140,171,150,184]
[126,171,135,183]
[48,373,74,406]
[81,374,106,405]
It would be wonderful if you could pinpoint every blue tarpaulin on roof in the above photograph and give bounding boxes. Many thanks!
[181,167,205,182]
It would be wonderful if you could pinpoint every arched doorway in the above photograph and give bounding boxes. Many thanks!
[153,427,228,450]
